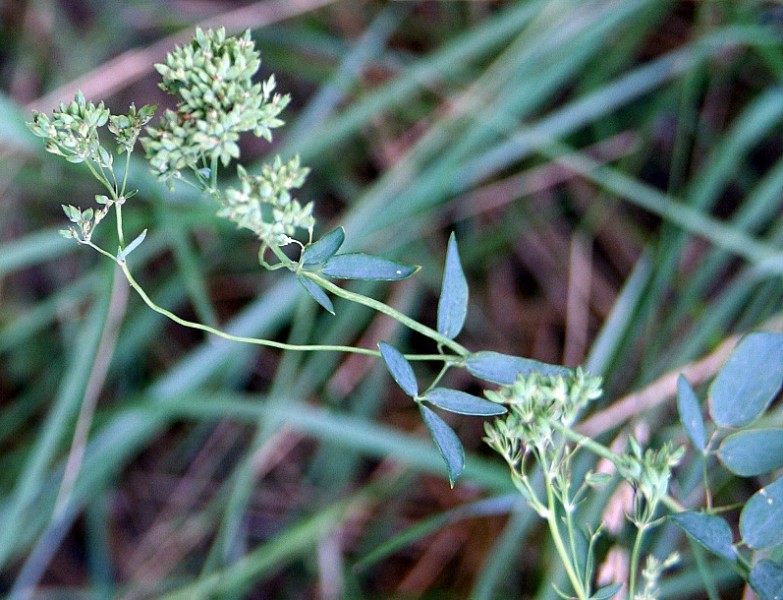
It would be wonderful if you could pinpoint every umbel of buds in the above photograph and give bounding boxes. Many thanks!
[141,27,314,247]
[142,27,290,181]
[28,27,314,251]
[220,159,312,246]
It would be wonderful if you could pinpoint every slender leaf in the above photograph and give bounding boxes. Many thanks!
[718,429,783,477]
[301,227,345,265]
[117,229,147,262]
[322,253,419,281]
[676,374,706,453]
[420,404,464,487]
[0,91,36,152]
[352,495,517,572]
[749,559,783,600]
[466,351,571,385]
[0,228,73,278]
[709,332,783,428]
[437,232,468,339]
[378,341,417,397]
[740,476,783,549]
[159,500,350,600]
[426,388,506,416]
[297,275,335,314]
[670,511,737,563]
[590,583,623,600]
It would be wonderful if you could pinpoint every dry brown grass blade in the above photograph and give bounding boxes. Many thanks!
[26,0,340,112]
[578,314,783,438]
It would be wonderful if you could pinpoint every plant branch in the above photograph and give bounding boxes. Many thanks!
[540,452,587,600]
[116,261,458,362]
[303,271,470,357]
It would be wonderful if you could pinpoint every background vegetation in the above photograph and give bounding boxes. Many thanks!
[2,0,783,598]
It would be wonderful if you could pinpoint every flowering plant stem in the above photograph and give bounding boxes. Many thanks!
[301,271,469,357]
[116,259,459,363]
[554,422,687,513]
[540,452,590,600]
[27,28,698,600]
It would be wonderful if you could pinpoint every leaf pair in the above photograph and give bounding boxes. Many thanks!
[378,342,506,487]
[678,333,783,475]
[672,495,783,600]
[674,332,783,600]
[297,227,419,315]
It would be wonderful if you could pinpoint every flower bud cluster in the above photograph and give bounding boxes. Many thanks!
[618,437,684,525]
[484,369,602,464]
[636,553,680,600]
[488,368,601,439]
[60,202,109,243]
[28,91,110,165]
[219,158,313,245]
[142,27,289,180]
[109,103,157,154]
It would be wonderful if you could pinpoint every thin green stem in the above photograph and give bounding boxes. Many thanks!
[540,452,587,600]
[425,363,451,393]
[553,423,687,513]
[83,159,116,199]
[210,154,219,191]
[554,422,619,465]
[119,151,131,198]
[303,271,470,357]
[628,523,648,599]
[90,142,117,193]
[702,455,712,511]
[268,243,294,268]
[116,262,458,362]
[115,204,125,248]
[563,492,583,595]
[83,240,119,262]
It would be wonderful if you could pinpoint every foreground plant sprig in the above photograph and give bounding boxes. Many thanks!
[26,27,477,476]
[484,371,685,599]
[25,23,783,600]
[28,27,706,600]
[25,28,670,589]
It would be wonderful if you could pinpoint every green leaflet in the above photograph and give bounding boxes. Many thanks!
[322,253,419,281]
[437,233,468,339]
[378,341,417,397]
[301,227,345,266]
[420,404,464,488]
[297,275,335,315]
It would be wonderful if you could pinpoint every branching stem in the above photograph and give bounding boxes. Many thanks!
[539,452,587,600]
[116,260,459,363]
[303,271,470,358]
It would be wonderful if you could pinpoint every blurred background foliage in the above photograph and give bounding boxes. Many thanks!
[2,0,783,598]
